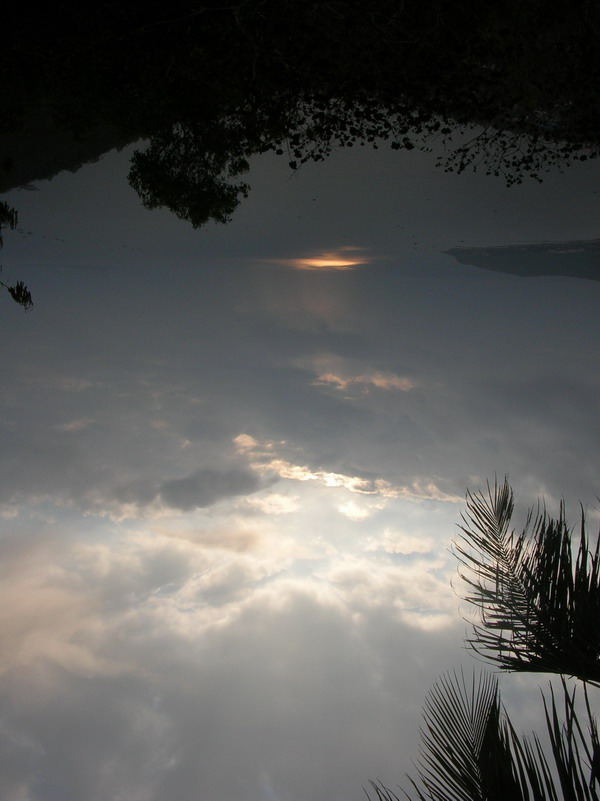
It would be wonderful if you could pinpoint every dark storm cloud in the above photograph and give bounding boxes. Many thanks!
[159,467,261,511]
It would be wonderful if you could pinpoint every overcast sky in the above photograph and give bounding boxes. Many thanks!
[1,140,600,801]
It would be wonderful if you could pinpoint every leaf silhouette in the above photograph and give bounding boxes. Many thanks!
[454,480,600,685]
[369,672,600,801]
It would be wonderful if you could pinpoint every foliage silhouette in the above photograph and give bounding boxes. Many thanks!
[455,480,600,685]
[128,121,253,227]
[0,280,34,311]
[369,480,600,800]
[0,202,32,310]
[369,672,600,801]
[0,201,17,248]
[3,2,600,225]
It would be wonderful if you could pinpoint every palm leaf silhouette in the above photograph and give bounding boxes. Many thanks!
[454,480,600,685]
[405,670,525,801]
[368,672,600,801]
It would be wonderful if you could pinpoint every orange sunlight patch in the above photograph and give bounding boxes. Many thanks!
[268,247,370,271]
[291,257,360,271]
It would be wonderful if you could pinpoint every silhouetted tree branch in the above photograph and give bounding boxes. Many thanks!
[0,201,33,310]
[0,279,33,310]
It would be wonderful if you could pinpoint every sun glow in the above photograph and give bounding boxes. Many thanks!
[267,247,371,271]
[292,257,359,270]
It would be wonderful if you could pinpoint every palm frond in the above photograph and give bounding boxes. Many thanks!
[454,479,600,684]
[368,672,600,801]
[542,678,600,801]
[406,670,525,801]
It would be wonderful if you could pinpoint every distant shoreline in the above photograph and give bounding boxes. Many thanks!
[445,239,600,281]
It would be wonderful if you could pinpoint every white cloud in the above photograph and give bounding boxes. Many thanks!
[0,501,467,800]
[237,492,299,515]
[337,500,372,520]
[234,432,463,504]
[366,528,435,554]
[315,371,415,392]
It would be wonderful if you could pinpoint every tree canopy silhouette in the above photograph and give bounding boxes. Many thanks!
[3,1,600,225]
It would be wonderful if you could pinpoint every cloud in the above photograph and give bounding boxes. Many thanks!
[0,572,463,801]
[54,418,95,432]
[237,492,299,515]
[157,524,262,553]
[365,528,435,555]
[159,467,261,511]
[0,489,468,800]
[314,371,415,392]
[337,500,374,520]
[234,432,463,503]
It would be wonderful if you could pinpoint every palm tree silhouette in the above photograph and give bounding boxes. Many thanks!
[369,480,600,800]
[456,480,600,686]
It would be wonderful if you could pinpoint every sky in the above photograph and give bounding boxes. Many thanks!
[1,139,600,801]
